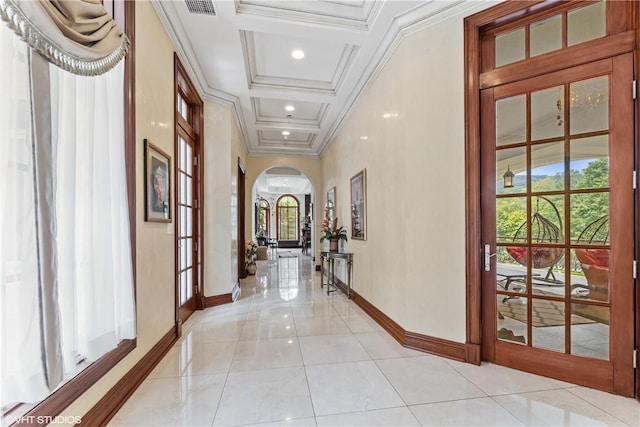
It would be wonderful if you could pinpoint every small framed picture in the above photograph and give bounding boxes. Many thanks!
[144,139,171,222]
[327,186,336,223]
[350,169,366,240]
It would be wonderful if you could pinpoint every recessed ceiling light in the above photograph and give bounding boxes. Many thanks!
[285,105,295,112]
[291,49,305,59]
[360,136,368,140]
[282,131,290,136]
[382,113,398,119]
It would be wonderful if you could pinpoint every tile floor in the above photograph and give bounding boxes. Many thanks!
[110,251,640,427]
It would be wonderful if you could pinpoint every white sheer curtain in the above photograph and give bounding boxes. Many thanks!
[0,21,135,406]
[0,22,51,404]
[52,59,135,366]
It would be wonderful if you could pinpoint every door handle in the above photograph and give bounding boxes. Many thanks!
[484,244,496,271]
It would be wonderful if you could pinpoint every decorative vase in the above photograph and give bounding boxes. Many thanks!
[329,239,339,252]
[246,262,257,275]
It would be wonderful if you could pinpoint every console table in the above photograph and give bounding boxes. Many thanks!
[320,251,353,298]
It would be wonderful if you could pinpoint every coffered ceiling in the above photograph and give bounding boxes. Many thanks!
[152,0,479,158]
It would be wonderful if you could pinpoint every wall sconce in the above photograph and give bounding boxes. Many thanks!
[503,165,514,188]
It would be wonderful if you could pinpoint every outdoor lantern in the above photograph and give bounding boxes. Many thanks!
[503,165,514,188]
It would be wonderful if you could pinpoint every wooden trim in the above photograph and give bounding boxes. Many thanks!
[196,87,205,311]
[405,332,466,362]
[343,283,404,345]
[609,52,635,397]
[341,280,468,363]
[123,0,136,279]
[480,31,635,89]
[608,1,637,35]
[238,159,247,279]
[482,1,581,39]
[15,340,135,427]
[79,326,178,426]
[174,54,204,319]
[204,293,233,308]
[495,341,613,392]
[492,57,612,99]
[465,343,481,365]
[463,14,483,365]
[635,2,640,403]
[480,88,497,363]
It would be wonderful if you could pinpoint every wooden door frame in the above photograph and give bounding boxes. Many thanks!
[464,0,639,397]
[238,158,247,279]
[635,8,640,400]
[174,54,204,332]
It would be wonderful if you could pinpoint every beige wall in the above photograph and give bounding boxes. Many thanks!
[320,4,491,343]
[203,102,247,297]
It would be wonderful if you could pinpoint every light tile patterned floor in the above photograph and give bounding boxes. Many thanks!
[110,252,640,427]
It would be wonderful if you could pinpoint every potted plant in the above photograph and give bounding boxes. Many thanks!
[255,228,267,246]
[245,240,258,275]
[320,207,347,252]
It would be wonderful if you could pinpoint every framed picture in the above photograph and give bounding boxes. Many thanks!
[144,139,171,222]
[326,186,336,224]
[350,169,366,240]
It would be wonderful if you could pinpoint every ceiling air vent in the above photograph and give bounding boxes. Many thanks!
[185,0,216,16]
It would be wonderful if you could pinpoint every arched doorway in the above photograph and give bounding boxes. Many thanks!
[251,166,314,254]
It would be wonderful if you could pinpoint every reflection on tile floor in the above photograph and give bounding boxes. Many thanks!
[110,251,640,426]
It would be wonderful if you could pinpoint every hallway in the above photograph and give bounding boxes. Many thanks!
[110,252,640,426]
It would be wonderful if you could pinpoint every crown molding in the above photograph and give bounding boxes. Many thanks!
[251,76,335,94]
[254,121,321,133]
[231,99,251,154]
[319,23,401,155]
[330,44,359,95]
[258,132,315,149]
[153,0,496,158]
[151,1,206,96]
[397,1,490,38]
[320,0,486,155]
[248,149,320,159]
[239,29,256,91]
[199,89,252,156]
[152,1,253,155]
[234,0,382,31]
[240,30,355,96]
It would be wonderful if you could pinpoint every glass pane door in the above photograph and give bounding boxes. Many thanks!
[495,76,611,359]
[482,54,634,395]
[178,134,195,316]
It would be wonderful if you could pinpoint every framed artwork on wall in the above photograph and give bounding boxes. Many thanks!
[350,169,366,240]
[327,186,336,224]
[144,139,171,222]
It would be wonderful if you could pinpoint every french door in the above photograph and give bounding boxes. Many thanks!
[177,130,199,323]
[481,54,635,395]
[175,56,203,328]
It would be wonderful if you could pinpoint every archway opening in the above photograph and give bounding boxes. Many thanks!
[251,166,314,255]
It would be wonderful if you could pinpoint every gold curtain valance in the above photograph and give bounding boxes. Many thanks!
[0,0,129,76]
